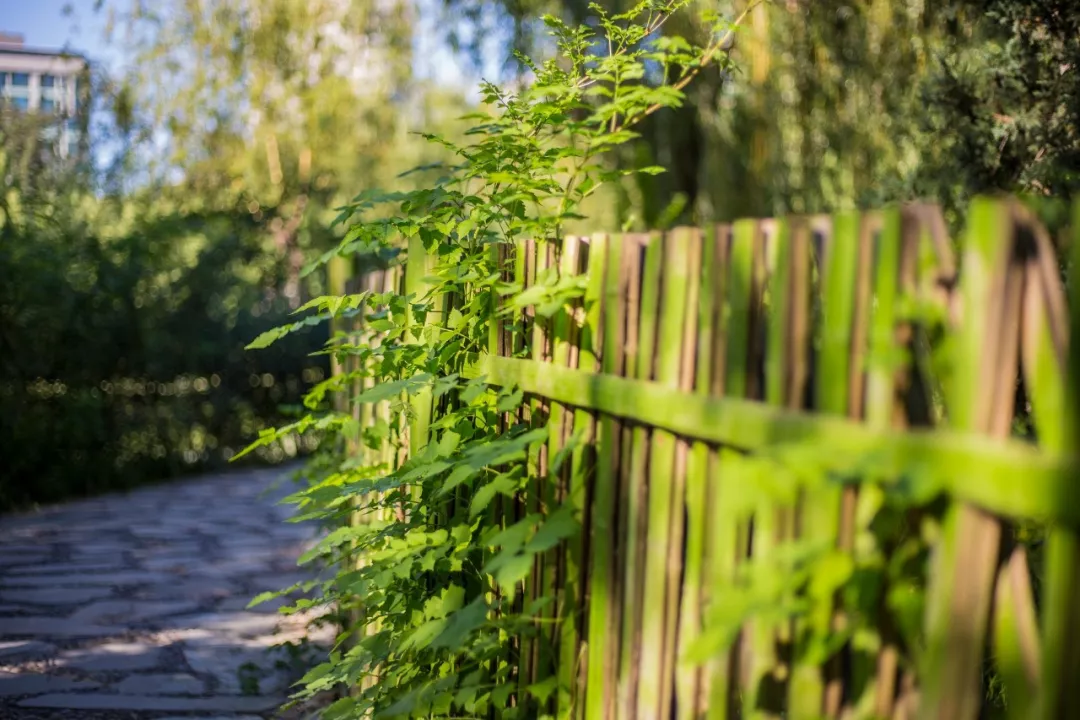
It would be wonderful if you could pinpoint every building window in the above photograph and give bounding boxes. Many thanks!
[5,72,30,110]
[39,74,61,113]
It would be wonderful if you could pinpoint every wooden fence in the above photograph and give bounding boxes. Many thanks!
[328,197,1079,719]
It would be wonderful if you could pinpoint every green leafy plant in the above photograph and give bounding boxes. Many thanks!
[241,2,752,717]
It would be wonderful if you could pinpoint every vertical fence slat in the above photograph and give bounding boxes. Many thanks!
[703,223,732,710]
[534,236,582,712]
[584,233,626,720]
[615,236,644,688]
[986,208,1064,719]
[519,240,552,700]
[864,208,902,429]
[993,546,1041,718]
[669,228,705,717]
[559,235,606,719]
[636,228,695,719]
[743,217,786,716]
[704,218,761,719]
[514,239,529,357]
[488,241,502,356]
[677,225,719,718]
[857,207,904,718]
[789,210,858,718]
[406,237,438,465]
[618,232,664,719]
[816,211,859,413]
[920,197,1016,720]
[1038,199,1080,720]
[746,216,808,719]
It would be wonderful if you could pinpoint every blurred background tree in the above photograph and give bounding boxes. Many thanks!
[3,0,1077,508]
[436,0,1080,228]
[0,0,467,509]
[110,0,469,303]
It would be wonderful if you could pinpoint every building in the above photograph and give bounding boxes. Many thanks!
[0,32,88,159]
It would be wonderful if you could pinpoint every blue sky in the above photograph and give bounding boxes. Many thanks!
[2,1,118,68]
[3,0,500,90]
[4,0,503,175]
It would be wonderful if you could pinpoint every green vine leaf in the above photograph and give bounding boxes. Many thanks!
[240,1,755,715]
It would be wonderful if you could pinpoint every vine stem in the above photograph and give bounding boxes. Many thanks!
[577,2,683,91]
[626,0,767,127]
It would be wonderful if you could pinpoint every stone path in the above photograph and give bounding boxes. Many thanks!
[0,467,332,719]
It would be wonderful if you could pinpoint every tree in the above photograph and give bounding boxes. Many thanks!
[107,0,465,304]
[2,0,477,507]
[435,0,1080,226]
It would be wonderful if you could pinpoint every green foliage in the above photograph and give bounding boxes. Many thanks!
[0,197,328,509]
[0,100,329,508]
[440,0,1080,231]
[244,3,742,716]
[105,0,466,307]
[711,0,1080,223]
[2,1,470,510]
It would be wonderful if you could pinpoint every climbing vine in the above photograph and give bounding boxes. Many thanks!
[238,2,750,717]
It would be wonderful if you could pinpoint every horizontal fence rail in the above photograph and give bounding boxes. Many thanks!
[328,197,1079,719]
[463,355,1078,526]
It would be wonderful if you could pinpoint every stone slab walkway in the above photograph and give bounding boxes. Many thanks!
[0,467,332,720]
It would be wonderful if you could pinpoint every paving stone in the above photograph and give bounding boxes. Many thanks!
[217,594,293,614]
[130,547,203,563]
[8,561,129,576]
[0,586,115,605]
[200,560,277,580]
[0,545,50,556]
[17,692,283,712]
[158,627,216,643]
[0,552,50,567]
[212,547,283,563]
[0,618,123,639]
[0,467,310,716]
[140,556,197,573]
[58,642,163,671]
[217,537,274,552]
[130,531,191,544]
[0,671,100,696]
[136,577,238,601]
[70,600,202,625]
[270,618,335,648]
[4,529,61,542]
[0,604,38,614]
[248,573,315,594]
[164,611,282,638]
[182,644,293,695]
[0,571,169,588]
[70,544,134,557]
[0,640,56,662]
[114,672,205,695]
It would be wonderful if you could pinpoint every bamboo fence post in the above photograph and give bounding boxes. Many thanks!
[919,198,1020,720]
[1037,199,1080,720]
